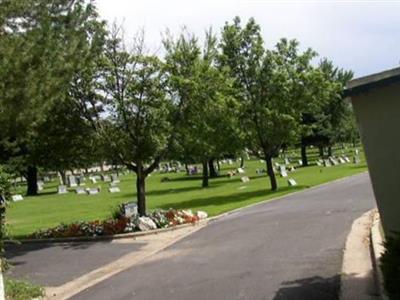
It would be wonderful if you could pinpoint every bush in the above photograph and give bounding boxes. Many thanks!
[5,278,44,300]
[380,232,400,299]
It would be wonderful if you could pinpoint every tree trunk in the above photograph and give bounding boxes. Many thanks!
[328,146,333,157]
[136,167,146,216]
[59,170,66,185]
[208,159,217,178]
[202,161,209,188]
[27,166,38,196]
[319,146,324,157]
[301,144,308,166]
[216,159,220,171]
[240,156,244,168]
[265,154,277,191]
[185,163,189,175]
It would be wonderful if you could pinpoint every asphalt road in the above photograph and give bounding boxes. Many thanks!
[6,241,145,286]
[71,172,376,300]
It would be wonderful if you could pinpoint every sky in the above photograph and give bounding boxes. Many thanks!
[96,0,400,77]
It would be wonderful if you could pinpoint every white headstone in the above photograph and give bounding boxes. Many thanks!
[298,160,303,166]
[111,174,120,183]
[86,188,99,195]
[280,170,288,177]
[240,176,250,183]
[237,168,245,174]
[344,156,351,163]
[284,158,290,165]
[37,180,44,191]
[90,177,97,184]
[75,187,86,194]
[58,185,68,194]
[288,178,297,186]
[124,202,138,217]
[68,176,77,187]
[11,194,23,202]
[108,187,120,193]
[323,160,332,167]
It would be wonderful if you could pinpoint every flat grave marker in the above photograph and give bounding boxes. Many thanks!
[288,178,297,186]
[109,187,121,193]
[240,176,250,183]
[11,194,24,202]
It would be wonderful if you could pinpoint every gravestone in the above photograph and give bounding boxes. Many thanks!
[353,156,360,164]
[123,202,138,218]
[316,161,322,166]
[68,176,77,187]
[279,165,286,172]
[111,174,120,183]
[77,175,86,186]
[11,194,23,202]
[323,160,332,167]
[102,175,111,182]
[75,187,86,194]
[288,166,296,172]
[240,176,250,183]
[43,176,51,182]
[86,187,100,195]
[237,168,245,174]
[280,170,288,177]
[90,177,97,184]
[338,157,346,164]
[58,185,68,194]
[274,162,280,168]
[227,159,233,165]
[298,160,303,166]
[37,180,44,191]
[288,178,297,186]
[109,187,120,193]
[284,158,290,165]
[344,156,351,163]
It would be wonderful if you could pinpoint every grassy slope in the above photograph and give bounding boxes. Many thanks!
[7,147,367,238]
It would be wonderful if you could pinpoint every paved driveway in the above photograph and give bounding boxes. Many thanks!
[71,172,375,300]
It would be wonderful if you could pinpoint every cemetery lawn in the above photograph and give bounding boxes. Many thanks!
[7,148,367,238]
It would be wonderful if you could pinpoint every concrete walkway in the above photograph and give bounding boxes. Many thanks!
[68,172,376,300]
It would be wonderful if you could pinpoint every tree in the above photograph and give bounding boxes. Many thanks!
[73,27,172,215]
[0,166,11,271]
[0,0,105,195]
[220,17,318,191]
[163,29,240,187]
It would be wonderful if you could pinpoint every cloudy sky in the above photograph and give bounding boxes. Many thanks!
[96,0,400,77]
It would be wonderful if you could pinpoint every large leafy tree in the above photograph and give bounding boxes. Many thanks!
[0,0,105,194]
[163,30,240,187]
[74,27,172,215]
[220,17,318,191]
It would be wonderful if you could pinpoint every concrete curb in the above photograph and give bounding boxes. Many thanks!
[340,209,378,300]
[370,212,389,300]
[11,171,368,244]
[0,269,4,300]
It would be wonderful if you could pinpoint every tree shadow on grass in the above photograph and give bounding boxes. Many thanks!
[157,185,304,211]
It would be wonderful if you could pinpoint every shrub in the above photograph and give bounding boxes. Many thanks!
[381,232,400,299]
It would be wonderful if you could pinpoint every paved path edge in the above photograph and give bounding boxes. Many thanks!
[370,211,389,300]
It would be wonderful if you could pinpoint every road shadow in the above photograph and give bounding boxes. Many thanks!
[273,275,341,300]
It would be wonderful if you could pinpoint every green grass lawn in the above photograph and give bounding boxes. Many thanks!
[7,147,368,238]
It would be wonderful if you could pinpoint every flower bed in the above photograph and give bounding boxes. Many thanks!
[29,208,207,239]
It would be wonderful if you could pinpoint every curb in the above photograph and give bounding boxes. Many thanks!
[370,212,389,300]
[0,270,4,300]
[340,209,378,300]
[10,171,368,244]
[6,221,206,244]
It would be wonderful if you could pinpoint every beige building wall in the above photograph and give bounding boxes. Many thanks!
[351,82,400,235]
